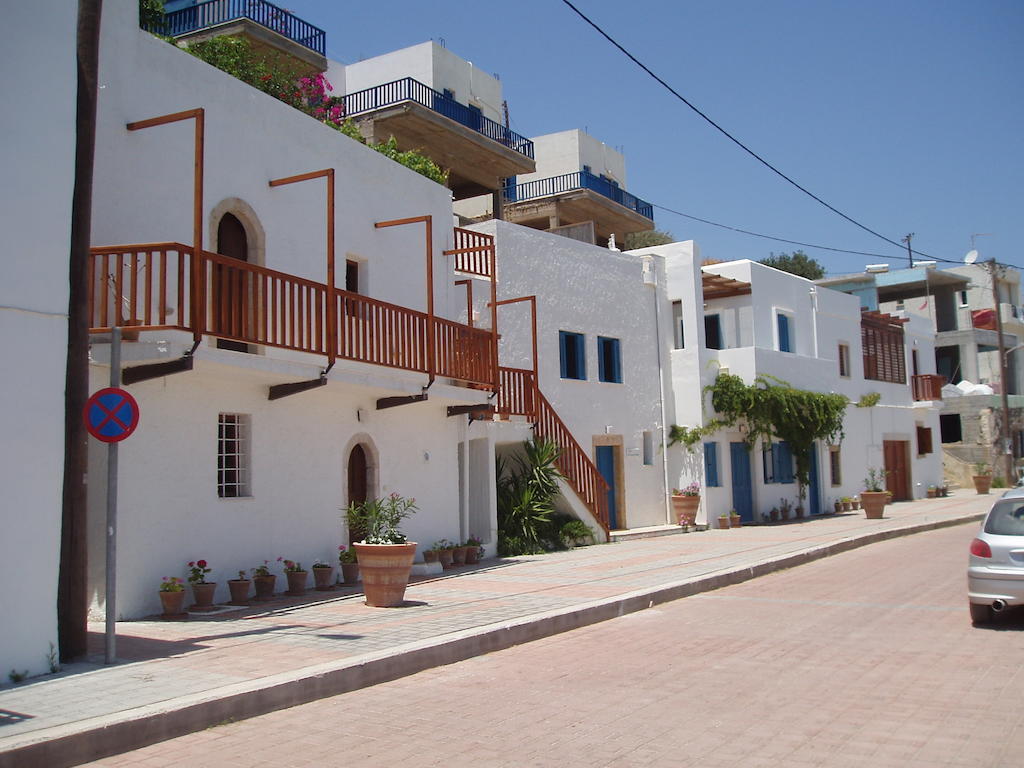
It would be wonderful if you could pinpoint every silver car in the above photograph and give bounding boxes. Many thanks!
[968,487,1024,624]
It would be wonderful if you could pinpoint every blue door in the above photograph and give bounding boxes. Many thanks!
[596,446,618,529]
[808,443,821,515]
[730,442,754,522]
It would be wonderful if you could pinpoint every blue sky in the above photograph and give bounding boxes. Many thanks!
[282,0,1022,276]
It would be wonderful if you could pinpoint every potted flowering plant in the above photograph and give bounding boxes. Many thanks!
[464,536,484,564]
[432,538,456,569]
[158,576,186,618]
[282,559,308,596]
[227,570,251,605]
[337,545,359,584]
[672,482,701,526]
[186,558,216,611]
[252,559,279,601]
[972,462,992,495]
[311,558,335,591]
[343,493,418,607]
[861,468,888,519]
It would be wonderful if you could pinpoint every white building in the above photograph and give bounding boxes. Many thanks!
[0,0,78,678]
[632,242,944,526]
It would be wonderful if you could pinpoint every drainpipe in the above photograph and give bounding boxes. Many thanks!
[644,256,672,525]
[809,286,819,358]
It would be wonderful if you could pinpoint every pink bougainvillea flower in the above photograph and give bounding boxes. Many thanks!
[197,559,207,568]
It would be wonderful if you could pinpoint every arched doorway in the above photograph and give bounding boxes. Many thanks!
[347,443,369,544]
[214,212,250,352]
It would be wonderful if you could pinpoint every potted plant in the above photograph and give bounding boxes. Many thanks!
[718,512,730,529]
[337,545,359,584]
[769,506,779,522]
[729,509,741,528]
[311,559,334,591]
[433,539,456,569]
[344,493,418,607]
[227,570,251,605]
[841,497,853,512]
[252,559,278,601]
[452,542,469,566]
[778,498,792,522]
[927,484,938,499]
[422,543,440,564]
[972,462,992,494]
[186,558,216,611]
[282,559,308,596]
[672,482,701,526]
[464,536,483,564]
[158,576,187,619]
[833,499,842,514]
[861,468,888,519]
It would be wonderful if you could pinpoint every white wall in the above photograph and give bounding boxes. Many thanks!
[0,0,77,677]
[471,220,673,529]
[518,129,628,185]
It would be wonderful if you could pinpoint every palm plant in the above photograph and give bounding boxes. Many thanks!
[497,438,562,556]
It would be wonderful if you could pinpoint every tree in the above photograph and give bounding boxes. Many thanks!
[759,250,825,280]
[624,229,674,250]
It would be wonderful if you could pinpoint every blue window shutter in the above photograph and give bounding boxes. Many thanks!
[778,313,792,353]
[704,442,719,486]
[614,340,622,383]
[559,331,568,378]
[577,335,586,379]
[778,441,794,483]
[773,442,785,483]
[597,336,606,380]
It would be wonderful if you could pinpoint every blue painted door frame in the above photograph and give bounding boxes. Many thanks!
[596,445,618,529]
[808,443,821,515]
[730,442,754,522]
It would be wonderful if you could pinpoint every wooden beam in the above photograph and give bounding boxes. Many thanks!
[268,376,327,401]
[121,354,194,385]
[376,393,429,410]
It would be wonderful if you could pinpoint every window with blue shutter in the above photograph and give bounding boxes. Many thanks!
[773,441,794,483]
[763,443,775,483]
[559,331,585,380]
[704,442,720,487]
[777,312,793,353]
[597,336,622,383]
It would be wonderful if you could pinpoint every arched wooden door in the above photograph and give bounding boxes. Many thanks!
[347,444,369,544]
[214,213,250,352]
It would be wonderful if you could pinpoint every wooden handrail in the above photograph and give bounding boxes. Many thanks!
[497,366,610,533]
[88,244,495,388]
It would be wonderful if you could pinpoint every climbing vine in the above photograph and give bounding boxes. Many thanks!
[670,373,850,493]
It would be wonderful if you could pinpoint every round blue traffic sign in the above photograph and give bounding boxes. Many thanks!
[84,387,140,443]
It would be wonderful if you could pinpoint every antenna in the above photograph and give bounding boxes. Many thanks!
[965,250,979,265]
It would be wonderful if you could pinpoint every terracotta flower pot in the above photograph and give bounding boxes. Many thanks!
[227,579,251,606]
[285,570,308,596]
[842,501,852,512]
[973,475,992,494]
[159,590,187,619]
[730,514,741,528]
[438,548,455,570]
[452,546,468,566]
[465,546,481,565]
[313,566,334,591]
[354,542,417,607]
[253,574,276,601]
[190,582,217,611]
[340,562,360,584]
[423,549,439,563]
[672,495,700,526]
[860,491,887,519]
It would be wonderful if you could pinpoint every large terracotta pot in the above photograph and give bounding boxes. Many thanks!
[313,566,334,591]
[860,491,887,519]
[973,475,992,494]
[285,570,308,596]
[227,579,251,606]
[190,582,217,611]
[672,495,700,526]
[354,542,418,607]
[254,574,276,601]
[159,590,187,619]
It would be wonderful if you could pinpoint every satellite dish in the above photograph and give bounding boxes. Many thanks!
[965,249,979,264]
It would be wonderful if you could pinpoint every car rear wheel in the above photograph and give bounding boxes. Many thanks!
[970,602,994,625]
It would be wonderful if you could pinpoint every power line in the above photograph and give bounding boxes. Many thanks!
[558,0,948,263]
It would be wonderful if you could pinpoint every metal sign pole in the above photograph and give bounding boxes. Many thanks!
[105,327,121,664]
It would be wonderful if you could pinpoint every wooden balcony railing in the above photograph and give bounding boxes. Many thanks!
[448,227,495,279]
[911,373,946,402]
[89,243,494,389]
[497,366,610,533]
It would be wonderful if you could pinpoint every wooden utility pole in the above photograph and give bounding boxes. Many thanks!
[991,259,1015,485]
[902,233,914,268]
[60,0,103,662]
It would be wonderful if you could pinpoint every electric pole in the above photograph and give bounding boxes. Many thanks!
[902,233,914,268]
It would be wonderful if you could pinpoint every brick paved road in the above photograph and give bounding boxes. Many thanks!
[82,521,1023,767]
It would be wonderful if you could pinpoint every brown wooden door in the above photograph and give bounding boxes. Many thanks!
[883,440,911,501]
[347,444,368,545]
[214,213,250,352]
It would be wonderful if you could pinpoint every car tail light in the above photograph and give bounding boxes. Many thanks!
[970,538,992,558]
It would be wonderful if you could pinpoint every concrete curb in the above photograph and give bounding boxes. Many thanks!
[0,512,983,768]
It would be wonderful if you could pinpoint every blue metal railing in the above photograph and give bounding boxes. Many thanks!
[153,0,326,57]
[341,78,535,160]
[502,170,653,219]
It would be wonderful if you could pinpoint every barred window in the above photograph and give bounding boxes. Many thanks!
[861,312,907,384]
[218,413,251,498]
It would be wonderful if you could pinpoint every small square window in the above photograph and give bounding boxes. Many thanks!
[958,290,969,307]
[642,431,654,466]
[597,336,622,383]
[218,413,251,498]
[672,301,684,349]
[838,343,851,377]
[559,331,586,380]
[916,425,933,456]
[705,314,723,350]
[829,446,841,486]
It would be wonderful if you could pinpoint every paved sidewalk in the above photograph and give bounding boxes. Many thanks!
[0,492,993,767]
